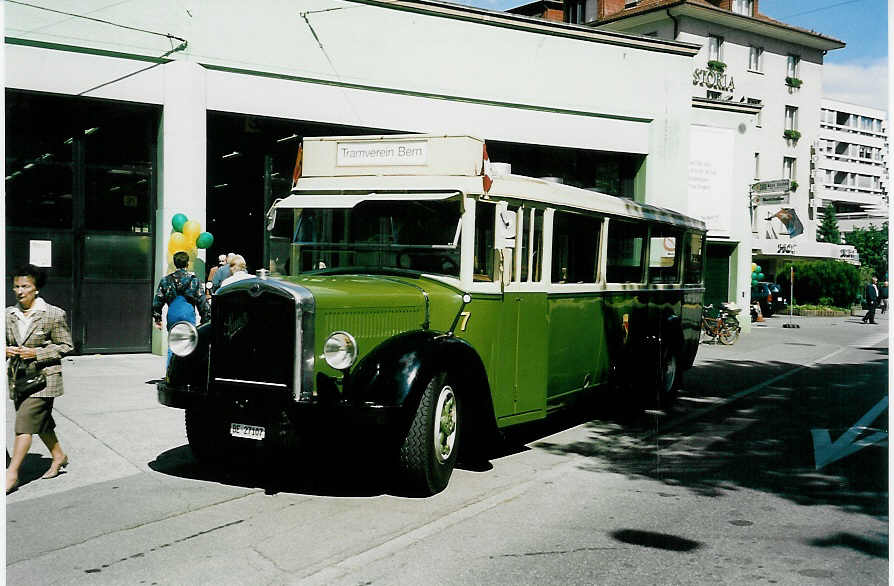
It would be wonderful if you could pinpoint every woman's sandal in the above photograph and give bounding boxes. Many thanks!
[42,455,69,479]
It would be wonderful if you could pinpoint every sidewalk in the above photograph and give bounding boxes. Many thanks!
[695,308,889,364]
[6,353,177,502]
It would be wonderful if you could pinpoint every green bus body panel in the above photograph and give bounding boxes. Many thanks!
[277,272,703,431]
[546,294,610,400]
[494,293,549,420]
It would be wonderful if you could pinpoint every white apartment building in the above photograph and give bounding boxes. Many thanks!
[816,99,889,233]
[585,0,856,296]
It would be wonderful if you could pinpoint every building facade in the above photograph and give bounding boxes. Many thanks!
[579,0,854,292]
[5,0,701,353]
[816,98,889,234]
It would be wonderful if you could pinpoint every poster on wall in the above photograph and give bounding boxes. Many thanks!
[763,207,804,239]
[688,125,733,235]
[29,240,52,267]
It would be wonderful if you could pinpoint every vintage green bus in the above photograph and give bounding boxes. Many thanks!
[159,134,706,495]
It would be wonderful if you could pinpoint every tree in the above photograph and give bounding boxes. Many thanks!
[845,222,888,279]
[817,203,840,244]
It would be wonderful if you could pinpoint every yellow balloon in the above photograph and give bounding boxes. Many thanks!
[751,262,757,272]
[182,220,202,245]
[168,232,188,254]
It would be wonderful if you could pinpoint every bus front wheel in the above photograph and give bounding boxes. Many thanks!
[399,372,461,496]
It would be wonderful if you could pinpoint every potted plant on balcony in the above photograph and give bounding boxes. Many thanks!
[790,180,799,191]
[785,76,803,88]
[707,60,727,72]
[783,129,801,142]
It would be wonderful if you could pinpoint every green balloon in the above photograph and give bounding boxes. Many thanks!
[757,272,765,280]
[755,265,762,273]
[752,279,758,286]
[172,213,188,232]
[196,231,214,249]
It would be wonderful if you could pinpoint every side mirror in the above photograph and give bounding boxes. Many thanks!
[496,209,517,249]
[265,198,282,231]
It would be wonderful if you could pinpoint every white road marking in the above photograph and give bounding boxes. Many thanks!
[811,396,889,470]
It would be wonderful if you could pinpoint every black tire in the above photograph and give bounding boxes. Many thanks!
[399,372,460,496]
[185,406,229,468]
[719,318,740,345]
[645,343,678,409]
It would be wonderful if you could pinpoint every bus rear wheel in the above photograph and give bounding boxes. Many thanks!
[645,345,678,408]
[399,372,460,496]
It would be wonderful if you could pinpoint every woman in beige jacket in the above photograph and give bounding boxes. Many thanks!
[6,264,73,494]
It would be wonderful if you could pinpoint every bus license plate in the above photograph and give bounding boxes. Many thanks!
[230,423,265,440]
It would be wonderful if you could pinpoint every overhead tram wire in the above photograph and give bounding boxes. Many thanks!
[6,0,187,44]
[4,0,190,95]
[780,0,869,19]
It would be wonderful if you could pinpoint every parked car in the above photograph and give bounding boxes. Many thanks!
[765,282,787,313]
[751,282,773,317]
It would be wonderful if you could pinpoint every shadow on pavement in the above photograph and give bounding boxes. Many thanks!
[149,441,395,498]
[534,356,888,522]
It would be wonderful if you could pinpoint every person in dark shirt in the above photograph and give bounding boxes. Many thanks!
[861,276,879,324]
[152,251,211,330]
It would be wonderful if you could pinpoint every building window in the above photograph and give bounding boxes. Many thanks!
[785,106,799,131]
[748,46,763,72]
[786,54,800,78]
[566,0,598,24]
[732,0,753,16]
[783,157,796,180]
[753,153,760,180]
[747,98,762,126]
[708,35,724,62]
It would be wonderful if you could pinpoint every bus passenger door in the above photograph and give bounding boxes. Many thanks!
[493,204,548,421]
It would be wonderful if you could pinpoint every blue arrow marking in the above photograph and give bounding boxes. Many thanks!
[812,396,888,470]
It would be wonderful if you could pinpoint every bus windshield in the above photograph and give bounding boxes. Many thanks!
[268,197,463,278]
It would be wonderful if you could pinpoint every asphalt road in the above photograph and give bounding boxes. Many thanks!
[6,312,889,585]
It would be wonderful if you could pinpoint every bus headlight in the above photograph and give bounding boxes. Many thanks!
[323,331,357,370]
[169,322,199,357]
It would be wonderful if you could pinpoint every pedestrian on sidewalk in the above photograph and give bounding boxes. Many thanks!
[879,281,888,315]
[861,276,879,324]
[152,251,212,363]
[5,264,73,494]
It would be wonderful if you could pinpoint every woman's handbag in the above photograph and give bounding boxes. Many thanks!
[11,357,46,401]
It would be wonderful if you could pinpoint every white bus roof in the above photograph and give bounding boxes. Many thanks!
[285,135,705,232]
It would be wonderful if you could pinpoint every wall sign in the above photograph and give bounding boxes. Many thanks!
[337,141,428,166]
[29,240,52,267]
[692,68,735,93]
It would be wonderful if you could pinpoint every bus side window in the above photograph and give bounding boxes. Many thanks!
[683,232,705,284]
[511,205,544,283]
[551,211,601,284]
[606,219,646,283]
[648,227,682,284]
[474,200,496,282]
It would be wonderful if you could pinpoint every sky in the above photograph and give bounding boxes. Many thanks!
[452,0,889,110]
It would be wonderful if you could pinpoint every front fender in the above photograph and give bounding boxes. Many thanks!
[346,331,495,442]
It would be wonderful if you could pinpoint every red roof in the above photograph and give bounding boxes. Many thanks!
[596,0,845,46]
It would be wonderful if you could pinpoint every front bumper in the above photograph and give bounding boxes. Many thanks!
[157,379,404,427]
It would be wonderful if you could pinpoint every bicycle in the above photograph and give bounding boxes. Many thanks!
[701,303,741,345]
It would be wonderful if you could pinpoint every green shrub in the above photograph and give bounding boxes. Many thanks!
[777,260,862,307]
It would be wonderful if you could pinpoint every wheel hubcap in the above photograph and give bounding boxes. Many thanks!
[433,385,457,463]
[663,353,677,394]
